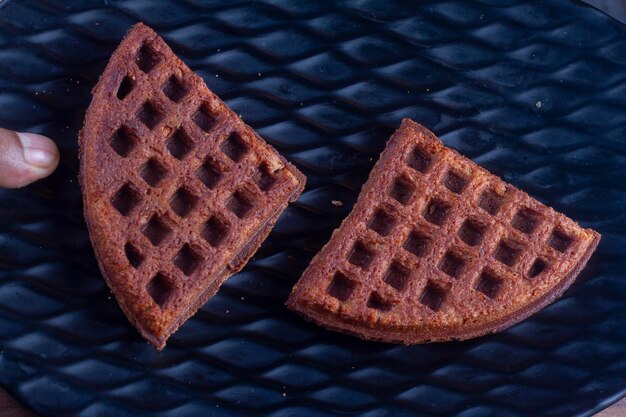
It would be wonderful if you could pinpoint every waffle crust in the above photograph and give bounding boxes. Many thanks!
[287,119,599,343]
[79,23,305,349]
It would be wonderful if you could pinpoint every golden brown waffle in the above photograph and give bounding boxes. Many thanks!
[79,23,305,349]
[287,119,599,343]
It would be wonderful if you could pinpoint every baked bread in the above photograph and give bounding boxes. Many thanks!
[79,23,305,349]
[287,119,599,343]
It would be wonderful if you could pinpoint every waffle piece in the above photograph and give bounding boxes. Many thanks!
[79,23,305,349]
[287,119,599,343]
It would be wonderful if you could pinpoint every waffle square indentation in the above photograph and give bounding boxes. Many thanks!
[368,208,395,237]
[548,228,574,253]
[109,125,137,157]
[136,43,160,73]
[192,103,217,132]
[117,75,134,100]
[383,261,410,291]
[528,258,548,278]
[254,163,277,192]
[139,158,167,187]
[141,214,172,246]
[197,157,223,189]
[439,251,465,278]
[226,189,254,219]
[420,281,446,311]
[221,132,248,162]
[458,218,486,246]
[201,215,229,247]
[327,271,356,302]
[367,292,393,311]
[403,230,431,258]
[147,273,173,307]
[511,208,541,235]
[166,128,194,160]
[389,176,415,205]
[407,145,432,173]
[443,170,468,194]
[136,101,163,130]
[494,239,522,267]
[478,188,504,215]
[162,75,188,103]
[124,242,144,269]
[347,241,375,270]
[423,199,451,226]
[169,187,198,218]
[111,183,141,216]
[173,244,202,276]
[475,269,503,299]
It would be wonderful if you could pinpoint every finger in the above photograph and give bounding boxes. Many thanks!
[0,128,60,188]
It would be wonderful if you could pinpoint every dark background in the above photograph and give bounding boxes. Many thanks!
[585,1,626,24]
[0,1,625,416]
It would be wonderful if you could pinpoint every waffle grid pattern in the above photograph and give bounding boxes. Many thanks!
[313,126,587,319]
[94,29,298,325]
[0,0,624,416]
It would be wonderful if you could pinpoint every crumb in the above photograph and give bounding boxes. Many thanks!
[535,101,542,108]
[331,200,343,207]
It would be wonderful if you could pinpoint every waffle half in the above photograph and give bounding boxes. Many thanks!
[79,23,305,349]
[287,119,599,343]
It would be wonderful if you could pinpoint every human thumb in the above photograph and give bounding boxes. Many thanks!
[0,128,59,188]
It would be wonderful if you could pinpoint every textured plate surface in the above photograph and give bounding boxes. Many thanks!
[0,1,625,416]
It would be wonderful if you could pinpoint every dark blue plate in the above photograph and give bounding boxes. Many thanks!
[0,1,625,416]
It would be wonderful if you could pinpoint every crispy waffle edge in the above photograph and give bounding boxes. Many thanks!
[287,118,600,344]
[79,23,306,349]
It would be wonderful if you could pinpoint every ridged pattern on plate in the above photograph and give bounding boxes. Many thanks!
[0,1,624,416]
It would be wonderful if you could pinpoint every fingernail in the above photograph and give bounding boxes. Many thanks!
[17,132,58,168]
